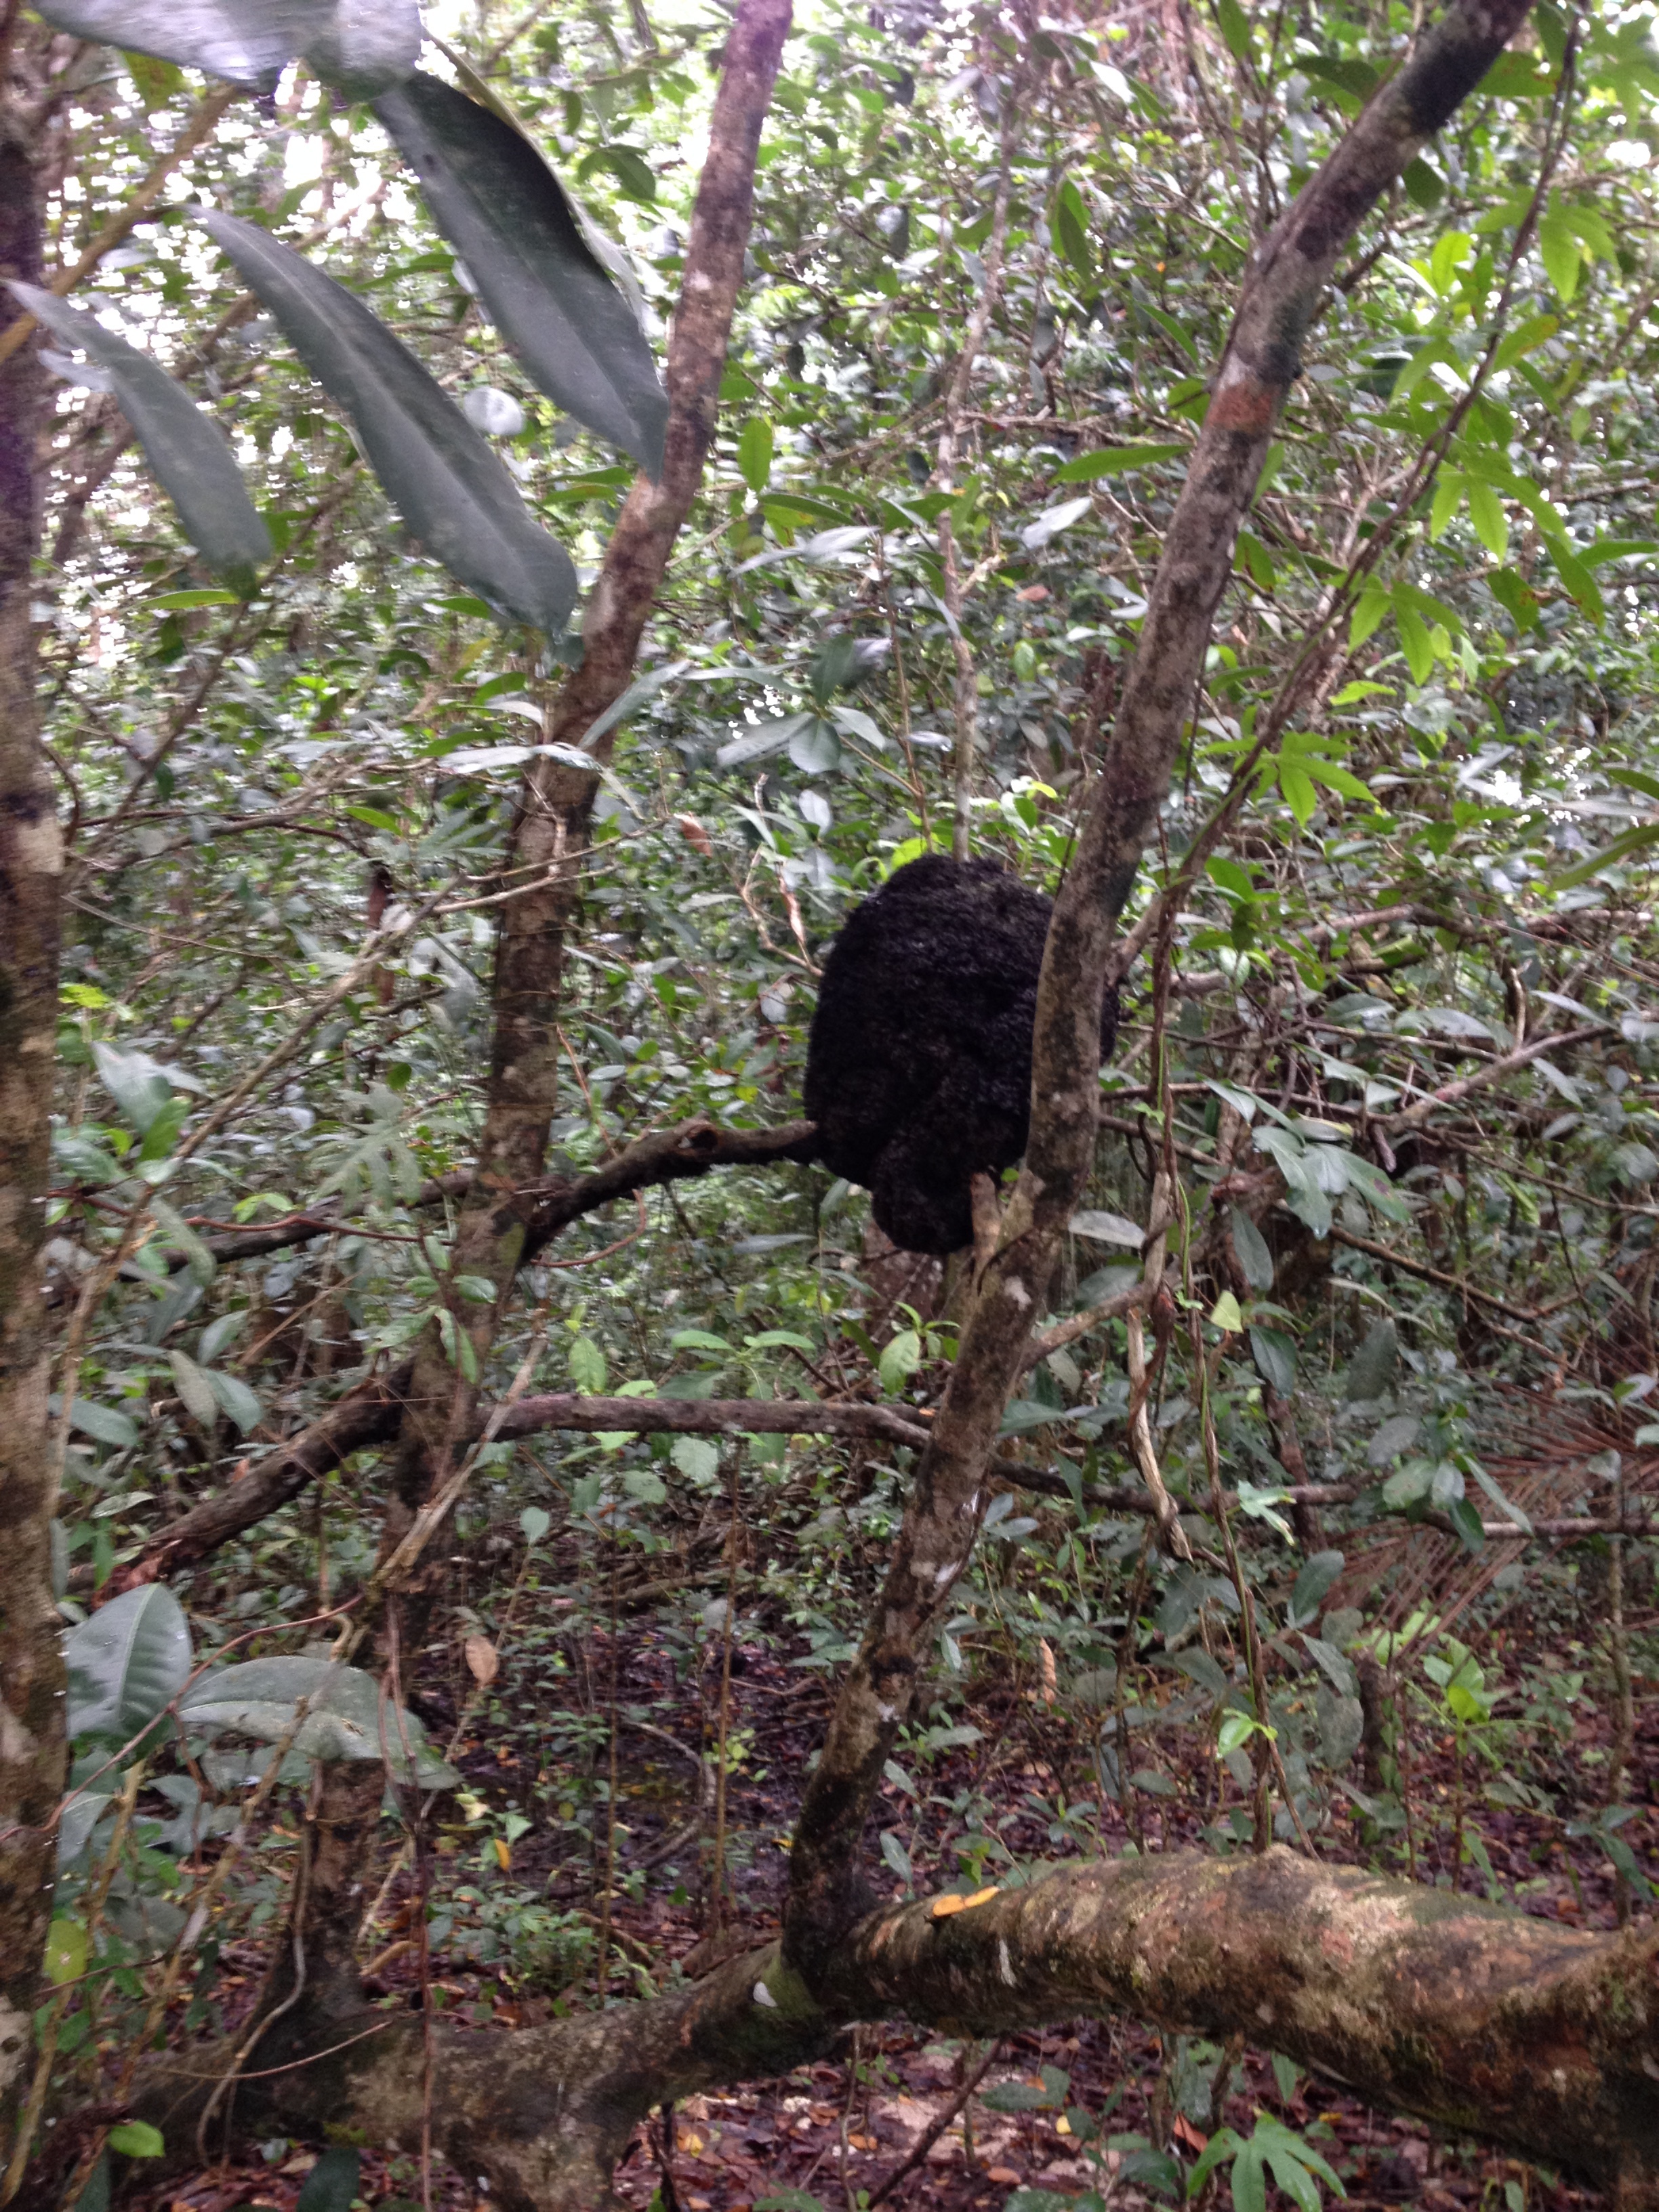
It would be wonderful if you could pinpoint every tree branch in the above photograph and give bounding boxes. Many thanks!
[136,1850,1659,2212]
[783,0,1540,1978]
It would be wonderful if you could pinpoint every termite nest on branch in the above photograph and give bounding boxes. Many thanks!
[804,853,1120,1256]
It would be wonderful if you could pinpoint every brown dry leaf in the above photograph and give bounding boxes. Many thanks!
[464,1633,499,1686]
[676,813,713,856]
[987,2169,1022,2186]
[1038,1637,1057,1704]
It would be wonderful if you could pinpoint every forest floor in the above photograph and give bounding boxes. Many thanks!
[122,1576,1657,2212]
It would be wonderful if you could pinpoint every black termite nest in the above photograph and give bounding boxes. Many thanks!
[803,853,1120,1256]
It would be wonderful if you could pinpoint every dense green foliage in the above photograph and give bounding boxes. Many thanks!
[24,0,1659,2194]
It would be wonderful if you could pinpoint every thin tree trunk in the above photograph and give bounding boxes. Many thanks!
[0,51,66,2172]
[783,0,1539,1971]
[284,0,796,2021]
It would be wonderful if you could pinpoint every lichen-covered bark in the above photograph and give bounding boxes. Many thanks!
[0,58,65,2170]
[139,1852,1659,2211]
[785,0,1538,1982]
[828,1851,1659,2195]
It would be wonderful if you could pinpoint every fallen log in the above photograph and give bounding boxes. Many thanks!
[136,1848,1659,2212]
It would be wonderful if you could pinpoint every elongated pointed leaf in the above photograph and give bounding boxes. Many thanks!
[201,211,576,635]
[30,0,419,95]
[10,284,270,583]
[372,73,668,476]
[65,1584,192,1744]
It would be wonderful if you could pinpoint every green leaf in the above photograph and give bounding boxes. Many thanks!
[1429,470,1464,542]
[577,142,657,203]
[1232,2139,1269,2212]
[1381,1460,1433,1509]
[1262,2148,1321,2212]
[569,1335,608,1393]
[179,1657,457,1783]
[1214,0,1252,63]
[878,1826,912,1883]
[1549,542,1604,620]
[1215,1712,1256,1757]
[295,2148,361,2212]
[1054,441,1186,481]
[1345,1318,1397,1401]
[150,1197,216,1287]
[1302,757,1375,804]
[29,0,419,95]
[106,2123,164,2160]
[1553,822,1659,887]
[1448,1495,1486,1551]
[1487,566,1540,632]
[715,710,815,771]
[878,1328,923,1392]
[788,717,842,775]
[1395,605,1434,684]
[1229,1208,1274,1291]
[1071,1208,1145,1248]
[1299,54,1378,99]
[1401,157,1445,209]
[45,1917,87,1986]
[1348,583,1389,647]
[672,1437,719,1486]
[167,1349,219,1429]
[205,1368,263,1435]
[1288,1550,1345,1628]
[1537,199,1581,302]
[65,1584,192,1744]
[1210,1290,1244,1334]
[7,283,270,585]
[1479,48,1554,98]
[1465,478,1509,560]
[1279,759,1317,824]
[66,1399,140,1451]
[520,1505,551,1545]
[200,211,577,636]
[91,1040,202,1136]
[1052,177,1092,279]
[737,415,775,493]
[372,74,666,474]
[1249,1326,1296,1395]
[1578,537,1659,570]
[1468,1460,1532,1533]
[123,50,184,105]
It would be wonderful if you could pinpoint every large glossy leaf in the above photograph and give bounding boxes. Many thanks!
[179,1656,458,1783]
[10,284,270,585]
[30,0,420,96]
[200,212,576,636]
[65,1585,192,1744]
[372,73,667,475]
